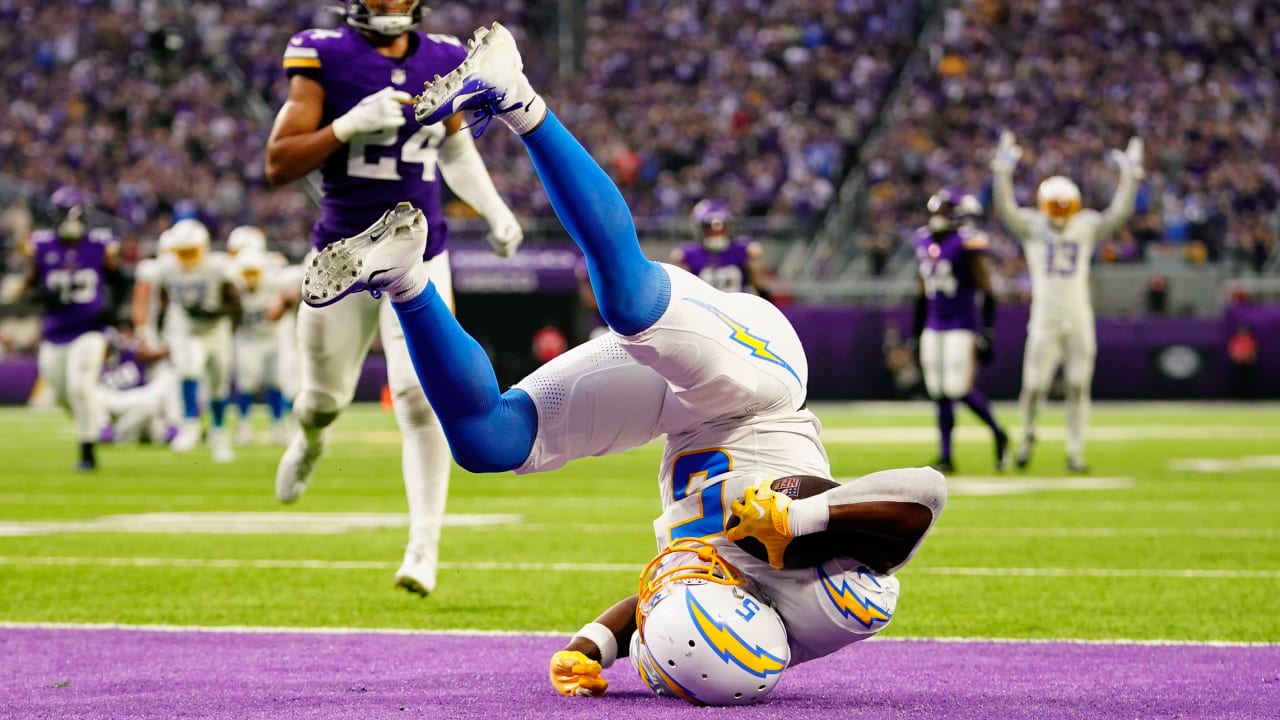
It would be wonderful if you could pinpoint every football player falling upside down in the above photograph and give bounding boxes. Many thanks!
[300,23,948,705]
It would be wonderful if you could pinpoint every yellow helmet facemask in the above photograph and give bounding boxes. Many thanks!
[636,538,744,631]
[175,246,204,270]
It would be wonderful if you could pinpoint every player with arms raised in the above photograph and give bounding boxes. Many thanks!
[300,23,946,705]
[914,189,1009,473]
[671,199,773,299]
[991,131,1143,472]
[264,1,523,596]
[24,187,123,470]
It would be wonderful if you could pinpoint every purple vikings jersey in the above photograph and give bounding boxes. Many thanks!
[282,27,467,259]
[101,344,149,391]
[32,228,114,344]
[673,239,757,293]
[915,226,988,331]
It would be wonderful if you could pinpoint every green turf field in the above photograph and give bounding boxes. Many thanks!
[1,403,1277,641]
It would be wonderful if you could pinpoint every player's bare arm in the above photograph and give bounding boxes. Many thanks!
[745,242,773,301]
[968,251,998,364]
[728,473,944,573]
[550,594,638,697]
[264,75,342,186]
[218,280,242,322]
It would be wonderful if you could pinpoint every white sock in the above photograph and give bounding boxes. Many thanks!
[498,73,547,136]
[1065,387,1089,463]
[397,412,450,585]
[1018,389,1039,445]
[388,261,433,302]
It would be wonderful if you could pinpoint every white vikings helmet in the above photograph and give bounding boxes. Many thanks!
[1036,176,1082,222]
[162,218,211,269]
[629,538,790,706]
[227,225,267,257]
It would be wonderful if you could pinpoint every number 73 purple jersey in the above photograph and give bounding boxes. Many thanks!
[283,27,468,259]
[32,229,114,344]
[915,226,988,332]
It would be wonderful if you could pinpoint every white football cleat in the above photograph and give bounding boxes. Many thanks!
[234,421,254,446]
[394,545,437,598]
[209,427,235,464]
[171,420,201,453]
[301,202,430,307]
[413,22,545,136]
[275,431,326,504]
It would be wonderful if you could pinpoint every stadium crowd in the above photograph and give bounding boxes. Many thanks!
[1,0,1277,312]
[859,0,1279,288]
[0,0,923,262]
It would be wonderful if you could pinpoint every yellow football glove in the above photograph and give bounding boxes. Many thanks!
[728,482,794,570]
[549,650,609,697]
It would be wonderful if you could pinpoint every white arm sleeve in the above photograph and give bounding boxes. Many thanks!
[1096,169,1141,239]
[992,169,1033,240]
[437,129,515,224]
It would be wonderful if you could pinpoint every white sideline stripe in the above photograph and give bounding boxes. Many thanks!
[464,525,1280,539]
[820,426,1279,444]
[0,621,1272,649]
[1,556,1276,579]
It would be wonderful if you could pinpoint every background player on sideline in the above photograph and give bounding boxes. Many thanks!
[991,130,1143,473]
[264,0,523,596]
[671,199,773,299]
[914,189,1009,473]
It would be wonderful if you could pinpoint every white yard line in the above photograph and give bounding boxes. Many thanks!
[820,425,1280,443]
[0,620,1273,648]
[0,555,1276,579]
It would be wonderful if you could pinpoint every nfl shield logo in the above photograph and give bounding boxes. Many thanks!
[391,68,407,86]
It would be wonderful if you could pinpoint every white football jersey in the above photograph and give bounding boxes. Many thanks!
[153,251,234,336]
[994,172,1138,331]
[235,276,285,341]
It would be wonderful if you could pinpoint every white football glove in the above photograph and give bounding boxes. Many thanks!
[486,211,524,258]
[990,130,1023,174]
[332,87,411,143]
[1109,136,1145,179]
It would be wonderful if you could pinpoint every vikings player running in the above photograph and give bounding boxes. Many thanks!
[671,199,773,300]
[991,131,1143,473]
[301,23,946,705]
[914,190,1009,474]
[264,1,523,596]
[24,187,123,470]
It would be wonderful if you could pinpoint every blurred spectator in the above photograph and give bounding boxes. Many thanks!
[1227,324,1258,399]
[861,0,1280,287]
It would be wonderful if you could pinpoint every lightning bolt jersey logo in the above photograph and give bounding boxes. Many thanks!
[683,298,801,384]
[818,566,893,630]
[686,590,787,678]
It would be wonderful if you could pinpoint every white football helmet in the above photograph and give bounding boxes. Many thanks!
[630,538,790,706]
[1036,176,1082,222]
[227,225,267,257]
[235,249,268,290]
[163,219,211,269]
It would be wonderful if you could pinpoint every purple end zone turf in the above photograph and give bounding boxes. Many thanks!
[1,628,1276,720]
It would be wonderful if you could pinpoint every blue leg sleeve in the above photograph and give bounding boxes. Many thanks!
[181,379,200,420]
[391,283,536,473]
[266,388,285,421]
[236,392,252,418]
[209,398,227,428]
[520,112,670,335]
